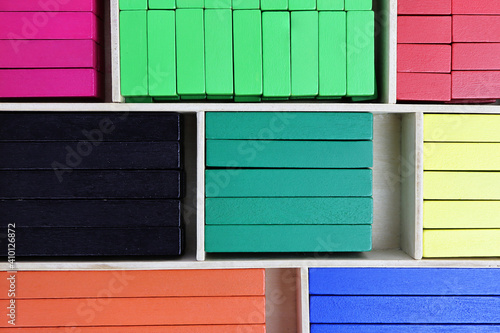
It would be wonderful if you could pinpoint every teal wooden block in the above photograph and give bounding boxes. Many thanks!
[205,197,373,225]
[205,0,231,7]
[261,0,287,10]
[345,0,371,10]
[120,0,148,10]
[205,112,373,140]
[149,0,176,8]
[206,140,373,168]
[289,0,316,10]
[205,225,373,252]
[176,0,204,7]
[205,169,372,197]
[317,0,344,10]
[232,0,260,9]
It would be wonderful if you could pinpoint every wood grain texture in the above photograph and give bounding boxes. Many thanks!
[424,171,500,199]
[424,143,500,170]
[398,0,451,14]
[452,43,500,70]
[397,44,451,73]
[423,229,500,257]
[311,325,500,332]
[452,71,500,99]
[0,326,266,333]
[397,16,451,44]
[452,0,500,14]
[424,114,500,142]
[424,201,500,229]
[397,73,451,101]
[453,15,500,42]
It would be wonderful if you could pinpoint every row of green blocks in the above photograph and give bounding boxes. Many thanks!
[119,3,375,102]
[204,112,374,253]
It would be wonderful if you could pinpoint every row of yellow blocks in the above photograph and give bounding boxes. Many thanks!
[424,114,500,258]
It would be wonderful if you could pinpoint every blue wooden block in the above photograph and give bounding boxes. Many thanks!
[311,325,500,333]
[309,268,500,295]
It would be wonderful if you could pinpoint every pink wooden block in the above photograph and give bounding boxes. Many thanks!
[446,99,498,104]
[0,0,102,17]
[452,43,500,70]
[398,0,451,15]
[452,0,500,14]
[0,12,101,43]
[0,69,102,98]
[452,71,500,99]
[397,73,451,101]
[453,15,500,42]
[398,44,451,73]
[0,40,101,70]
[398,16,452,44]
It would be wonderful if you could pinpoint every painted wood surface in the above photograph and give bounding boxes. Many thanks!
[0,0,101,15]
[452,43,500,70]
[397,73,451,101]
[397,44,451,73]
[0,326,266,333]
[311,325,500,332]
[453,15,500,42]
[424,143,500,170]
[452,71,500,99]
[424,201,500,229]
[398,0,451,14]
[424,114,500,142]
[424,171,500,200]
[452,0,500,14]
[397,16,451,44]
[423,229,500,257]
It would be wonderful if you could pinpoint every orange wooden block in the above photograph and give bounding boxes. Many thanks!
[0,326,266,332]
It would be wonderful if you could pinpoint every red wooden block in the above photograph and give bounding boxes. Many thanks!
[397,72,451,101]
[398,0,451,15]
[452,71,500,99]
[453,43,500,70]
[398,44,451,73]
[453,0,500,14]
[453,15,500,42]
[446,99,498,104]
[398,16,452,44]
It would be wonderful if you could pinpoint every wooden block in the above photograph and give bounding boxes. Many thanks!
[0,69,101,98]
[424,143,500,171]
[0,296,265,326]
[310,296,500,323]
[345,0,372,10]
[291,11,319,97]
[453,15,500,42]
[120,0,148,9]
[0,199,181,227]
[289,0,316,10]
[347,10,375,96]
[233,10,262,101]
[423,229,500,257]
[0,0,102,16]
[397,44,451,73]
[446,99,498,104]
[452,43,500,70]
[176,0,204,8]
[317,0,344,10]
[398,0,451,14]
[397,16,451,44]
[206,197,373,225]
[0,227,182,256]
[0,170,182,199]
[0,269,265,298]
[397,73,451,101]
[309,268,500,295]
[206,140,373,168]
[262,11,291,99]
[232,0,260,9]
[120,10,147,97]
[424,114,500,142]
[205,169,372,197]
[149,0,176,8]
[453,0,500,14]
[0,113,181,142]
[176,9,205,98]
[205,112,373,140]
[0,326,266,333]
[311,325,500,333]
[319,11,346,97]
[261,0,288,10]
[452,71,500,99]
[205,9,234,99]
[205,225,372,252]
[205,0,231,7]
[424,201,500,229]
[424,171,500,200]
[148,10,177,98]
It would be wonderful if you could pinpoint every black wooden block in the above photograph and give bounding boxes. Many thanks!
[0,200,181,227]
[0,142,181,170]
[0,112,181,142]
[0,170,182,199]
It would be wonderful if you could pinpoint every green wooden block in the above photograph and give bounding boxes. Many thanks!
[149,0,176,8]
[205,169,372,197]
[205,225,373,252]
[120,11,148,97]
[345,0,372,10]
[347,10,375,96]
[205,9,233,99]
[176,0,204,7]
[205,0,231,7]
[206,197,373,225]
[261,0,287,10]
[148,10,177,98]
[205,112,373,140]
[351,75,377,101]
[317,0,344,10]
[289,0,315,10]
[206,140,373,168]
[233,10,262,100]
[176,9,205,98]
[125,97,153,103]
[232,0,260,9]
[262,11,290,99]
[291,11,318,98]
[319,11,346,98]
[153,97,180,101]
[120,0,148,10]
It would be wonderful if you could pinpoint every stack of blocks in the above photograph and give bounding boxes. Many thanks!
[0,113,184,257]
[423,114,500,258]
[309,268,500,332]
[0,269,266,331]
[119,0,375,102]
[0,0,103,99]
[205,112,373,253]
[397,0,500,102]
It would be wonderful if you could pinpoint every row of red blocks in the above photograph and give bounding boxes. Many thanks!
[397,0,500,102]
[0,0,103,99]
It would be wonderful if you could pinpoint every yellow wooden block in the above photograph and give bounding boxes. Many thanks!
[423,229,500,257]
[424,114,500,142]
[424,172,500,199]
[424,201,500,229]
[424,143,500,171]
